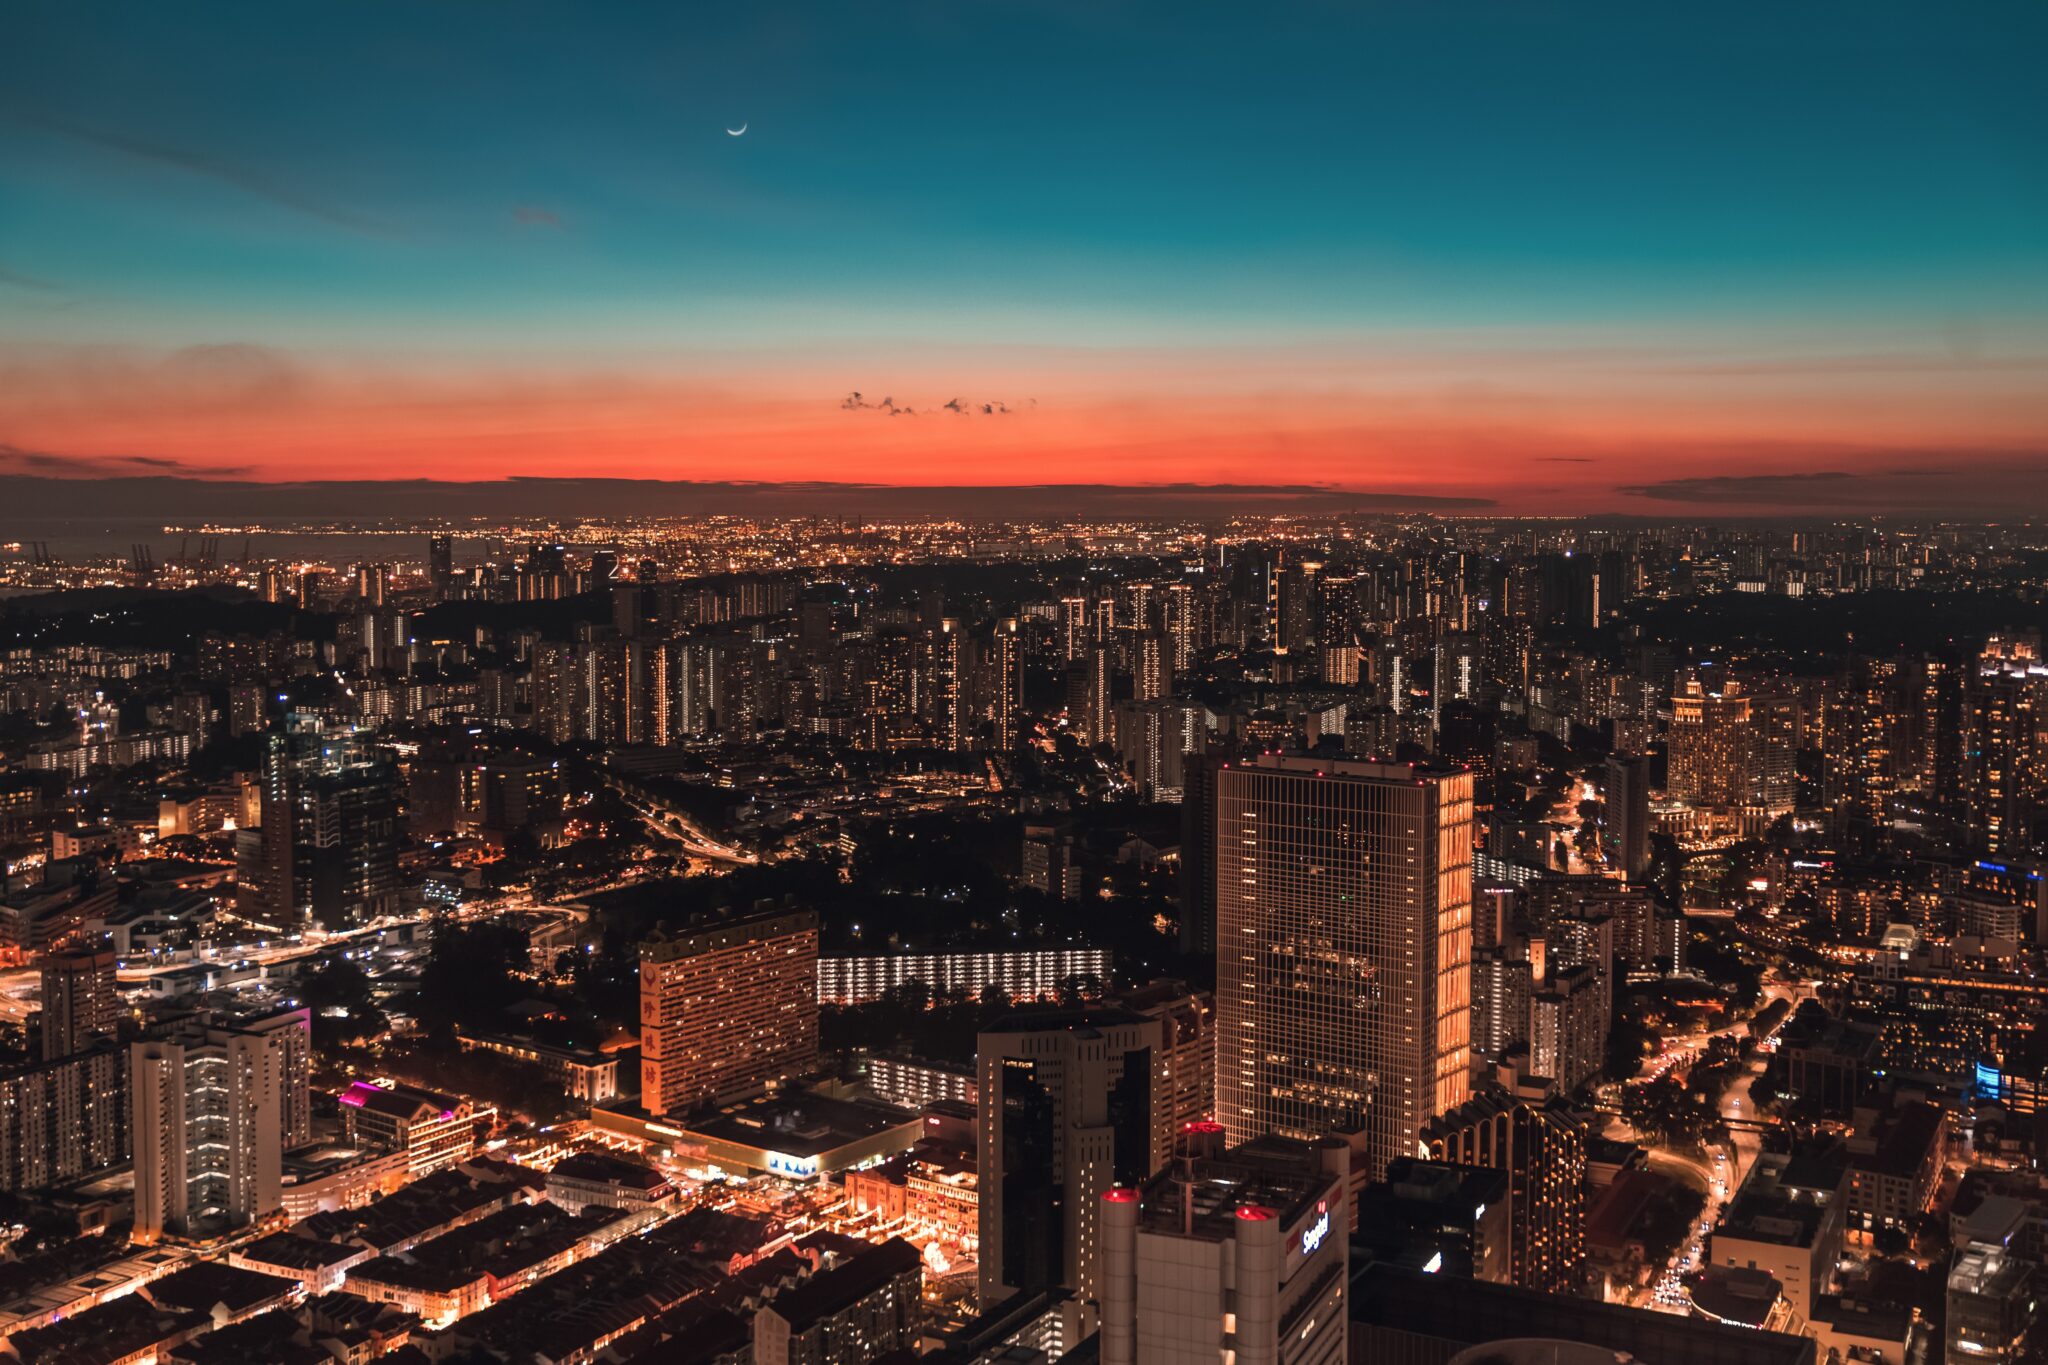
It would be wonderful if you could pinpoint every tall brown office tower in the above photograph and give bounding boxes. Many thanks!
[1214,755,1474,1182]
[639,906,819,1116]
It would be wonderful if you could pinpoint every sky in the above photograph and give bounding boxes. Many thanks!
[3,1,2046,515]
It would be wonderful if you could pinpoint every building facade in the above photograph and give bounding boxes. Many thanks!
[1213,756,1474,1182]
[640,907,820,1115]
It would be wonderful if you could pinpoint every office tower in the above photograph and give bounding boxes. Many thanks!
[130,1018,291,1240]
[239,716,401,928]
[1134,629,1172,701]
[1602,753,1651,880]
[1213,755,1474,1182]
[1529,963,1604,1093]
[353,562,388,605]
[0,1048,127,1192]
[259,565,288,603]
[300,761,402,928]
[1178,751,1224,957]
[975,1004,1160,1314]
[639,906,819,1116]
[40,944,122,1061]
[239,722,302,923]
[428,534,454,597]
[1098,1129,1350,1365]
[1425,1089,1587,1296]
[295,568,325,609]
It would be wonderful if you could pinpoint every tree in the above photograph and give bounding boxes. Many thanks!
[412,920,529,1043]
[299,958,387,1050]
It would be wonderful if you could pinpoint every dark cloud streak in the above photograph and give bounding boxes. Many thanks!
[12,110,397,237]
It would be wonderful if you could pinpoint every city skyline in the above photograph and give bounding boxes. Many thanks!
[5,2,2048,513]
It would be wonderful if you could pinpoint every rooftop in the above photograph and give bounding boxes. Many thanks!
[1131,1134,1337,1241]
[676,1090,918,1159]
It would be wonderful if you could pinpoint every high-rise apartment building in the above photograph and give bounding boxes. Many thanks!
[1134,630,1172,702]
[1667,672,1796,828]
[1213,755,1474,1182]
[1529,963,1605,1094]
[40,944,122,1061]
[1424,1089,1587,1296]
[639,907,820,1116]
[130,1016,295,1240]
[0,1047,126,1191]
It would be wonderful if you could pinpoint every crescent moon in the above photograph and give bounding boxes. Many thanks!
[727,123,747,136]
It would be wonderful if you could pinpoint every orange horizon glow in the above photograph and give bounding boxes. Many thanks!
[4,337,2046,514]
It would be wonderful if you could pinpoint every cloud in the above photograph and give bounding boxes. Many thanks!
[13,110,396,237]
[1618,472,1859,504]
[1534,455,1595,463]
[849,392,1027,417]
[0,265,63,294]
[1617,464,2048,513]
[513,205,563,228]
[840,391,916,415]
[0,442,252,478]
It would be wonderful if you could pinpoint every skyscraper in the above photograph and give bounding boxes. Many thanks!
[1098,1129,1350,1365]
[1424,1089,1587,1296]
[1602,752,1651,881]
[1667,672,1796,831]
[428,533,454,597]
[976,1004,1160,1317]
[1214,755,1474,1182]
[130,1016,294,1241]
[239,716,401,929]
[1134,629,1172,702]
[40,944,122,1061]
[639,906,819,1116]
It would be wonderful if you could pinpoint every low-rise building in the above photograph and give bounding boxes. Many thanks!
[545,1151,675,1214]
[1707,1153,1847,1324]
[752,1236,924,1365]
[337,1079,492,1176]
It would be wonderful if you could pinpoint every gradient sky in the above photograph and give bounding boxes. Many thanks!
[3,1,2047,513]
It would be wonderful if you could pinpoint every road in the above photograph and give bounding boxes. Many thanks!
[595,771,758,865]
[1621,975,1812,1311]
